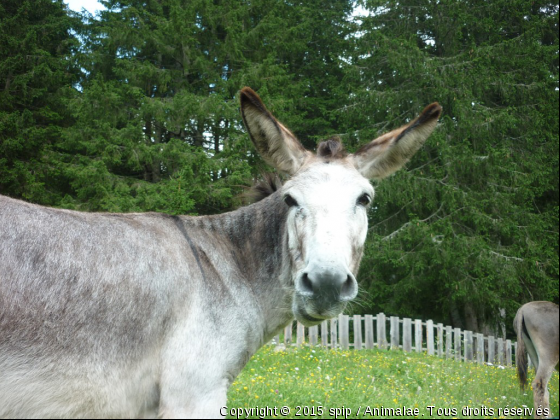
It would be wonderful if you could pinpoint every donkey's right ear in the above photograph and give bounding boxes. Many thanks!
[240,87,311,175]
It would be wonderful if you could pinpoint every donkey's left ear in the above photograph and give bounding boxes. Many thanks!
[351,103,442,180]
[240,87,311,175]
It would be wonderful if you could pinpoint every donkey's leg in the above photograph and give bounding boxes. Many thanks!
[158,346,230,419]
[157,312,256,419]
[532,361,555,419]
[158,328,233,420]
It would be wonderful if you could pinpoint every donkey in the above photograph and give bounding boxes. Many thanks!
[0,87,441,418]
[514,301,559,419]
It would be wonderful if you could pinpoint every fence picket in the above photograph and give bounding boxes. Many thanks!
[340,314,349,350]
[426,320,434,356]
[488,336,495,364]
[354,315,363,350]
[285,324,292,346]
[465,331,474,361]
[454,328,462,361]
[403,318,412,352]
[445,326,452,359]
[506,340,512,367]
[297,322,305,347]
[437,323,444,357]
[321,321,329,347]
[330,318,337,349]
[390,316,400,350]
[476,333,484,364]
[365,315,374,349]
[377,313,387,350]
[497,338,504,366]
[309,325,318,347]
[415,319,423,352]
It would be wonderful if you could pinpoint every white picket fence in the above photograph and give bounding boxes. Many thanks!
[272,313,519,367]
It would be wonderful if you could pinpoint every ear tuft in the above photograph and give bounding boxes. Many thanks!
[317,136,347,159]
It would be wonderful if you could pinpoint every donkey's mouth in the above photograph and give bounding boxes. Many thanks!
[293,298,348,327]
[295,307,324,326]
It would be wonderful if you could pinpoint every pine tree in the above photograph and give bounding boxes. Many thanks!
[0,0,81,204]
[347,0,559,333]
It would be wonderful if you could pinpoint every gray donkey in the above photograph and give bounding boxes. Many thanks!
[514,301,559,419]
[0,87,441,418]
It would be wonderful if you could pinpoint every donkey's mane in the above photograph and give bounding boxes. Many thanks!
[242,173,283,204]
[244,137,347,204]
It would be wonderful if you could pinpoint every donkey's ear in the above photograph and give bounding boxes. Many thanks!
[240,87,311,175]
[351,103,442,180]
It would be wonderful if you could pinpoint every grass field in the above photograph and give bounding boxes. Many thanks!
[225,345,559,419]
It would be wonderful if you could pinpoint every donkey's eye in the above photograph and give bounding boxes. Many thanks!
[357,193,372,206]
[284,194,299,208]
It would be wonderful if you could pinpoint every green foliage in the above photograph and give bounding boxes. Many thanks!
[0,0,81,204]
[48,0,356,213]
[347,0,559,332]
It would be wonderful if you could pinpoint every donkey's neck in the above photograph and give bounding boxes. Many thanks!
[185,192,293,341]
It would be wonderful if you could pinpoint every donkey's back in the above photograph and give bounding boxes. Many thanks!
[0,195,191,418]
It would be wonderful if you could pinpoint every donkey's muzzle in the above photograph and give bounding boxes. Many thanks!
[295,264,358,316]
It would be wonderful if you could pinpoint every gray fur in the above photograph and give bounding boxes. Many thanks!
[513,301,559,419]
[0,193,293,418]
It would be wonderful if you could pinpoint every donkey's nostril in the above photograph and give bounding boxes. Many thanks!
[300,272,314,294]
[341,274,357,301]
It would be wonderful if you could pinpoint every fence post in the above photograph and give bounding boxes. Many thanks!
[426,320,435,356]
[488,336,495,364]
[364,315,374,349]
[285,323,293,347]
[377,313,387,350]
[476,333,484,364]
[390,316,400,350]
[454,328,462,361]
[309,325,318,347]
[403,318,412,352]
[465,330,474,361]
[506,340,512,367]
[415,319,423,352]
[497,338,504,365]
[321,321,329,347]
[330,318,337,350]
[437,323,444,357]
[445,326,452,359]
[340,314,349,350]
[354,315,363,350]
[297,322,305,347]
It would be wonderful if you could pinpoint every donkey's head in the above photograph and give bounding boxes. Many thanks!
[240,87,442,326]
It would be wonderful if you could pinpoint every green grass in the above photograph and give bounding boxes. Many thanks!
[226,345,559,419]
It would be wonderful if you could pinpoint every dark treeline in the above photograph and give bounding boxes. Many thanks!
[1,0,558,336]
